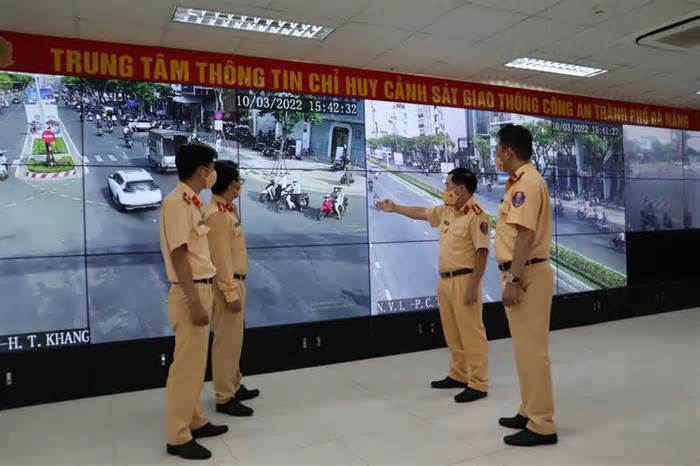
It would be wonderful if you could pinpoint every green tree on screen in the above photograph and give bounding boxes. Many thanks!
[475,136,492,172]
[523,120,555,175]
[0,73,12,91]
[257,93,322,156]
[580,134,623,174]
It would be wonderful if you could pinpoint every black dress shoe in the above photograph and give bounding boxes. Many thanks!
[234,385,260,401]
[454,387,487,403]
[504,428,558,447]
[166,439,212,460]
[430,376,468,389]
[191,422,229,439]
[499,414,529,429]
[216,399,254,417]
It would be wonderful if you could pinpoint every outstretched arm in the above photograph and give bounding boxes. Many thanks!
[375,199,431,221]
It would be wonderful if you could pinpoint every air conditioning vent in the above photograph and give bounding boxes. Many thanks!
[655,26,700,48]
[636,14,700,51]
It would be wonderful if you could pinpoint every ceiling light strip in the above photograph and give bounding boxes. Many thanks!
[504,57,607,78]
[172,6,334,40]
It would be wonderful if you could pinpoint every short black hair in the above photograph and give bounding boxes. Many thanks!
[448,167,478,195]
[211,160,240,195]
[498,124,533,160]
[176,143,217,180]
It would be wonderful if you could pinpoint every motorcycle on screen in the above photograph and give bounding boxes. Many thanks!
[275,193,310,213]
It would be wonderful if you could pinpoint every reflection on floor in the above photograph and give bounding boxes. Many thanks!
[1,308,698,466]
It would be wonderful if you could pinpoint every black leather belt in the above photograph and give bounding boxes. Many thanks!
[172,277,214,285]
[439,268,473,279]
[498,258,547,272]
[233,273,247,281]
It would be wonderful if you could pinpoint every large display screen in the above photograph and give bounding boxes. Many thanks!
[683,130,700,229]
[624,125,683,232]
[0,73,372,349]
[0,69,693,352]
[365,104,627,314]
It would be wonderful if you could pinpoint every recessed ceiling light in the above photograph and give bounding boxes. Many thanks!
[504,57,608,78]
[172,6,334,40]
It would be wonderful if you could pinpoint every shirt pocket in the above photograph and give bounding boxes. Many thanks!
[230,214,242,236]
[193,223,210,239]
[187,222,210,252]
[448,222,469,238]
[498,200,510,216]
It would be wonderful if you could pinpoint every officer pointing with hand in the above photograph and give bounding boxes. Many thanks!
[205,160,260,418]
[159,143,228,460]
[375,168,491,403]
[494,124,558,447]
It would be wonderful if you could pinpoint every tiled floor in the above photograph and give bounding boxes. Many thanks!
[2,309,699,466]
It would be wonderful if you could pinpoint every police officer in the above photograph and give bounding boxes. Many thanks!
[160,143,227,460]
[205,160,260,417]
[494,124,558,446]
[376,168,491,402]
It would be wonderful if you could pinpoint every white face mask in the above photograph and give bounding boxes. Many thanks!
[203,168,217,189]
[495,156,504,173]
[442,189,460,206]
[496,145,511,173]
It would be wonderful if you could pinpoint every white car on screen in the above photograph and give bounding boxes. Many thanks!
[107,169,162,212]
[129,118,153,132]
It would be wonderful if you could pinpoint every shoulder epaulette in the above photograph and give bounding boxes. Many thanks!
[508,172,524,184]
[183,192,201,208]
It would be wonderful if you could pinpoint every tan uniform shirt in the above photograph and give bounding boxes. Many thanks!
[204,195,248,303]
[427,197,491,272]
[495,162,552,264]
[159,182,216,282]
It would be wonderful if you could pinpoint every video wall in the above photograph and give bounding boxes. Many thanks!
[366,102,629,314]
[0,71,697,352]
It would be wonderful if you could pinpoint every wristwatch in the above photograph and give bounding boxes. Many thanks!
[505,272,520,284]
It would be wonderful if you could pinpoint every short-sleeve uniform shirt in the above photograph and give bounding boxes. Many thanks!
[427,198,491,272]
[159,182,216,282]
[495,163,552,264]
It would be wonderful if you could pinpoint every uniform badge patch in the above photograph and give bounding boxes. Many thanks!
[480,221,488,234]
[512,191,526,208]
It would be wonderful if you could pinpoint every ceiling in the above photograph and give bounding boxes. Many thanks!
[2,0,700,109]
